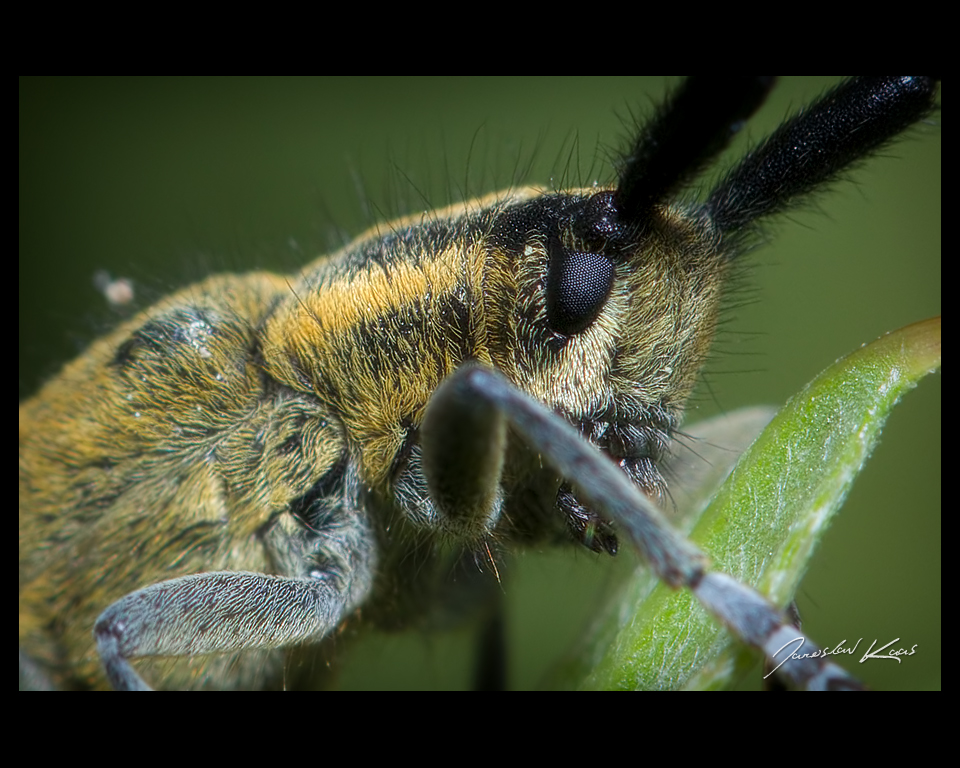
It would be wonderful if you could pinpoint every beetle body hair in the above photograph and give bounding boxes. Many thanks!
[20,184,728,688]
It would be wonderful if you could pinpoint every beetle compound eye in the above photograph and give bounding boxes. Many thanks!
[545,240,615,336]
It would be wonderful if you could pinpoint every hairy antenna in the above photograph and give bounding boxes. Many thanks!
[706,76,939,242]
[614,76,775,228]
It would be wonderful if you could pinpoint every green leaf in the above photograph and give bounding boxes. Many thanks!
[565,317,941,690]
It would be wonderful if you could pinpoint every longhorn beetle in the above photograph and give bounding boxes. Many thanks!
[21,78,939,688]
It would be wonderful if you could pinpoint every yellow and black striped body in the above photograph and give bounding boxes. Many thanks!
[19,187,726,689]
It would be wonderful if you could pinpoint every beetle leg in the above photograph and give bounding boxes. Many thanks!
[94,511,374,691]
[425,363,861,690]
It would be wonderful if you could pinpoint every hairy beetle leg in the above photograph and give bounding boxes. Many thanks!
[94,501,375,691]
[425,363,862,690]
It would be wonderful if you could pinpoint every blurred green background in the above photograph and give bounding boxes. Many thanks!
[19,77,940,689]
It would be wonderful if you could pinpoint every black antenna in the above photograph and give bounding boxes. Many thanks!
[706,76,939,242]
[614,76,776,228]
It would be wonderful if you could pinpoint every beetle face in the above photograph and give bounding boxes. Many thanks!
[19,78,940,689]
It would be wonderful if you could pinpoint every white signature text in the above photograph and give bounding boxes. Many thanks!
[764,636,918,679]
